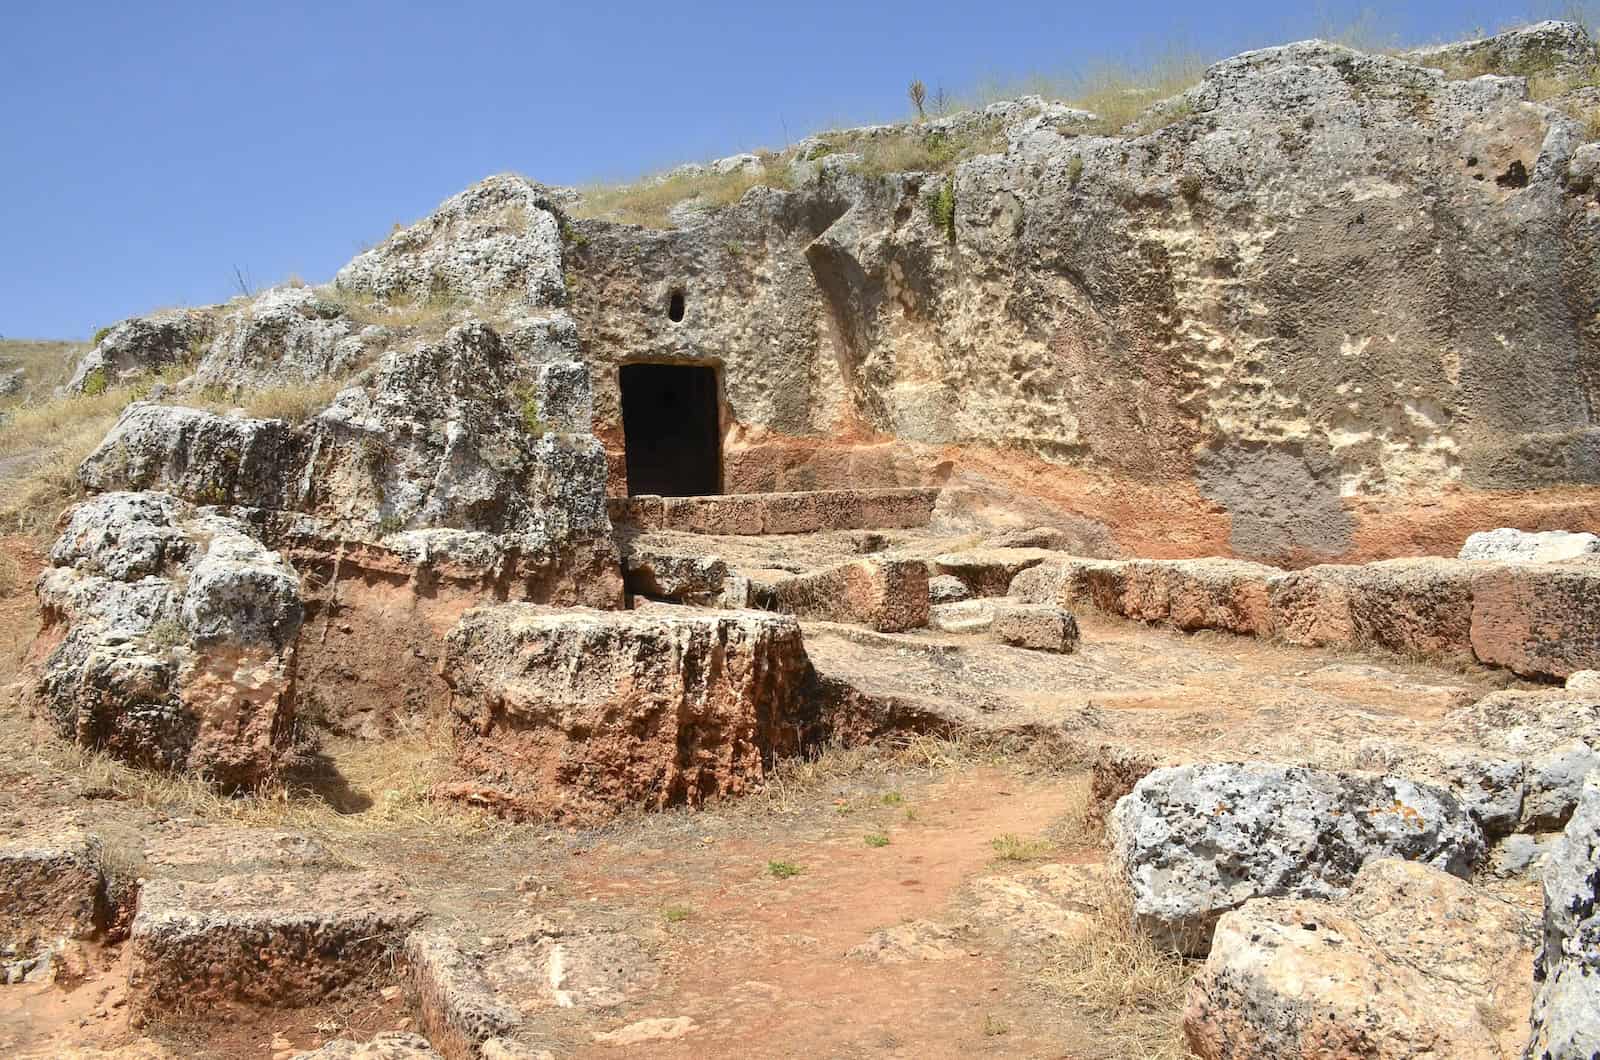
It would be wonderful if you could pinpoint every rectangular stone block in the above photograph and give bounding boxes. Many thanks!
[1470,563,1600,679]
[128,871,423,1017]
[992,602,1080,653]
[0,830,109,955]
[769,558,930,632]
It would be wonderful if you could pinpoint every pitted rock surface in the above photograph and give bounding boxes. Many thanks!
[1109,762,1485,953]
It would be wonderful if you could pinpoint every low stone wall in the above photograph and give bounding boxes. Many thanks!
[1021,555,1600,680]
[607,488,940,535]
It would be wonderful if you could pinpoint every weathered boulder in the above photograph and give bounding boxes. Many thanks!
[192,285,389,391]
[991,601,1079,653]
[765,557,929,632]
[127,871,423,1017]
[1405,19,1599,80]
[407,928,656,1057]
[1461,528,1600,563]
[67,309,213,392]
[335,173,569,306]
[1527,772,1600,1059]
[440,605,812,819]
[1184,858,1537,1059]
[1109,763,1485,953]
[31,492,302,787]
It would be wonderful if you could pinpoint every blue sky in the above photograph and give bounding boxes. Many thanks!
[0,1,1575,338]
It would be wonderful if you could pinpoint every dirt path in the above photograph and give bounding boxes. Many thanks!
[559,768,1094,1059]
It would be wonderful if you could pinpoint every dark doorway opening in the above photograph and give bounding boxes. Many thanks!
[620,363,721,496]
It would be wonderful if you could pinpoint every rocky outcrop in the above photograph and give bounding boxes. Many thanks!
[67,309,213,393]
[191,285,389,392]
[1527,772,1600,1059]
[439,604,812,819]
[1108,763,1485,953]
[28,492,302,787]
[1405,19,1599,79]
[335,174,570,306]
[562,24,1600,563]
[1184,858,1537,1059]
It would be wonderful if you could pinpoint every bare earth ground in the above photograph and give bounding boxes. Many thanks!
[0,532,1540,1059]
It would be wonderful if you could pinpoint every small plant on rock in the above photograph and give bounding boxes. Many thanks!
[80,366,109,397]
[909,79,928,122]
[767,859,804,879]
[146,618,186,650]
[1067,155,1085,188]
[662,904,693,923]
[928,178,957,242]
[864,833,890,848]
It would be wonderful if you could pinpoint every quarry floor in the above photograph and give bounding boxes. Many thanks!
[0,534,1541,1059]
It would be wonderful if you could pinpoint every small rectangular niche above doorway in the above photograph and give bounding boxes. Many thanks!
[619,363,721,497]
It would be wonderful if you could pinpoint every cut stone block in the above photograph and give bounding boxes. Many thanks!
[1268,558,1475,659]
[933,548,1054,597]
[1470,563,1600,679]
[1122,559,1276,635]
[929,600,994,634]
[767,558,928,632]
[991,602,1079,653]
[0,829,111,956]
[440,605,811,819]
[408,930,657,1059]
[128,871,423,1017]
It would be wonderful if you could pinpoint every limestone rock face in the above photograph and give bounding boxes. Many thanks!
[440,604,812,819]
[562,23,1600,562]
[30,492,302,787]
[78,324,619,592]
[1461,528,1600,563]
[1528,772,1600,1060]
[1108,763,1485,953]
[291,1035,444,1060]
[1184,858,1537,1060]
[1405,19,1599,80]
[336,173,569,306]
[67,309,213,392]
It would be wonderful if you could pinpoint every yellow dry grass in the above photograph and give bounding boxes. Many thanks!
[1037,873,1197,1059]
[569,163,792,229]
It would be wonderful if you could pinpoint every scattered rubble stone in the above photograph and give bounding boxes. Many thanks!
[991,602,1079,653]
[1184,858,1537,1059]
[846,920,968,963]
[1109,763,1485,954]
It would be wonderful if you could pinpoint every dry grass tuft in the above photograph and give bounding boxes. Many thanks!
[232,378,351,423]
[570,163,792,229]
[1038,874,1197,1059]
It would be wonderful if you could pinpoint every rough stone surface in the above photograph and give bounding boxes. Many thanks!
[562,24,1600,563]
[290,1034,444,1060]
[440,604,812,819]
[1109,763,1486,954]
[927,574,970,604]
[933,548,1054,597]
[991,602,1079,653]
[68,309,213,392]
[1470,563,1600,679]
[1184,858,1537,1060]
[30,492,302,787]
[192,286,388,391]
[765,558,929,632]
[608,488,939,535]
[1268,557,1476,659]
[1527,772,1600,1060]
[0,830,112,961]
[336,174,569,306]
[1461,527,1600,563]
[127,871,423,1016]
[928,599,995,634]
[407,929,657,1058]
